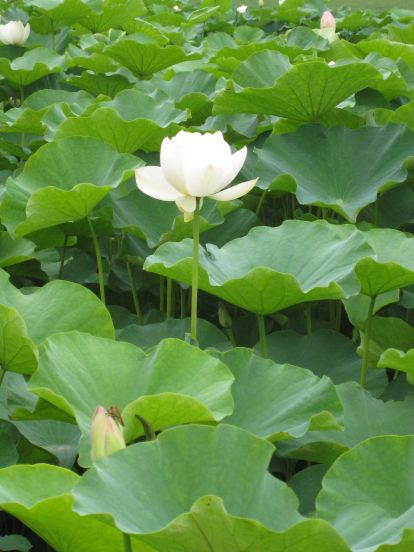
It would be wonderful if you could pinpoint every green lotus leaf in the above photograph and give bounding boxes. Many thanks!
[214,61,380,121]
[0,534,31,552]
[135,496,350,552]
[374,102,414,130]
[0,137,138,237]
[358,38,414,67]
[217,348,343,440]
[0,305,37,375]
[359,316,414,368]
[105,39,197,77]
[112,189,226,248]
[14,420,80,468]
[265,327,387,395]
[73,424,301,534]
[355,228,414,296]
[0,232,35,267]
[378,348,414,377]
[255,125,414,221]
[27,0,146,31]
[289,464,329,516]
[231,50,291,88]
[64,71,134,97]
[30,333,234,445]
[144,220,373,315]
[0,47,65,88]
[0,269,114,343]
[316,435,414,551]
[118,317,230,351]
[54,90,188,153]
[0,464,126,551]
[0,431,18,468]
[277,382,414,464]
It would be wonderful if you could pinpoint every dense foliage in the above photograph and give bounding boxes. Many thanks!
[1,0,414,550]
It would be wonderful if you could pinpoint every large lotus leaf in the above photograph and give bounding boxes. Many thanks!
[277,382,414,464]
[0,137,138,237]
[289,464,329,516]
[216,348,342,440]
[0,269,114,343]
[378,348,414,378]
[214,61,380,121]
[13,420,80,468]
[231,50,292,88]
[264,328,387,396]
[358,39,414,67]
[316,435,414,551]
[359,316,414,368]
[64,71,134,98]
[0,232,34,267]
[0,464,128,551]
[0,535,31,552]
[105,39,196,77]
[0,431,18,468]
[73,424,301,534]
[111,189,226,248]
[30,333,234,443]
[135,496,350,552]
[27,0,146,30]
[144,220,373,315]
[355,229,414,296]
[0,47,65,88]
[374,102,414,131]
[118,317,230,351]
[0,305,37,375]
[1,90,93,135]
[255,125,414,222]
[54,90,188,153]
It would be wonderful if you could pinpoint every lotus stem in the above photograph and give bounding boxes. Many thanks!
[123,534,132,552]
[87,217,106,305]
[361,296,376,388]
[166,278,173,320]
[255,189,267,217]
[258,315,268,358]
[0,368,5,388]
[190,198,201,342]
[180,286,186,319]
[159,277,165,312]
[126,259,142,324]
[58,234,68,279]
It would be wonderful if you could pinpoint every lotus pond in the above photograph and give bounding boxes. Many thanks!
[1,0,414,550]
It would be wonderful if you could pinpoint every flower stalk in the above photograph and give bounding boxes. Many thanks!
[191,198,201,342]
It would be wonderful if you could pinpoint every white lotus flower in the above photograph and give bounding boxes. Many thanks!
[0,20,30,46]
[237,5,248,14]
[135,131,258,222]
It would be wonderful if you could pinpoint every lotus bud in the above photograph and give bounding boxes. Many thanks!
[320,11,336,31]
[90,406,126,462]
[0,21,30,46]
[258,0,264,7]
[218,302,232,329]
[237,5,248,14]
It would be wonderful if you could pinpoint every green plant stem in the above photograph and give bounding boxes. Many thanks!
[166,278,173,320]
[123,534,132,552]
[257,315,268,358]
[126,260,142,324]
[88,218,106,305]
[255,189,267,217]
[226,327,236,347]
[58,234,68,279]
[361,296,376,388]
[336,300,342,332]
[191,198,201,342]
[0,368,5,388]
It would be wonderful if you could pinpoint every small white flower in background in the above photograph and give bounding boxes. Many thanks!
[279,0,286,5]
[258,0,265,7]
[135,131,258,222]
[173,5,181,12]
[237,5,248,14]
[328,60,336,66]
[0,20,30,45]
[320,10,336,30]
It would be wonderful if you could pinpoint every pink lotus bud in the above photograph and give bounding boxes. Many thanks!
[90,406,126,462]
[320,11,336,31]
